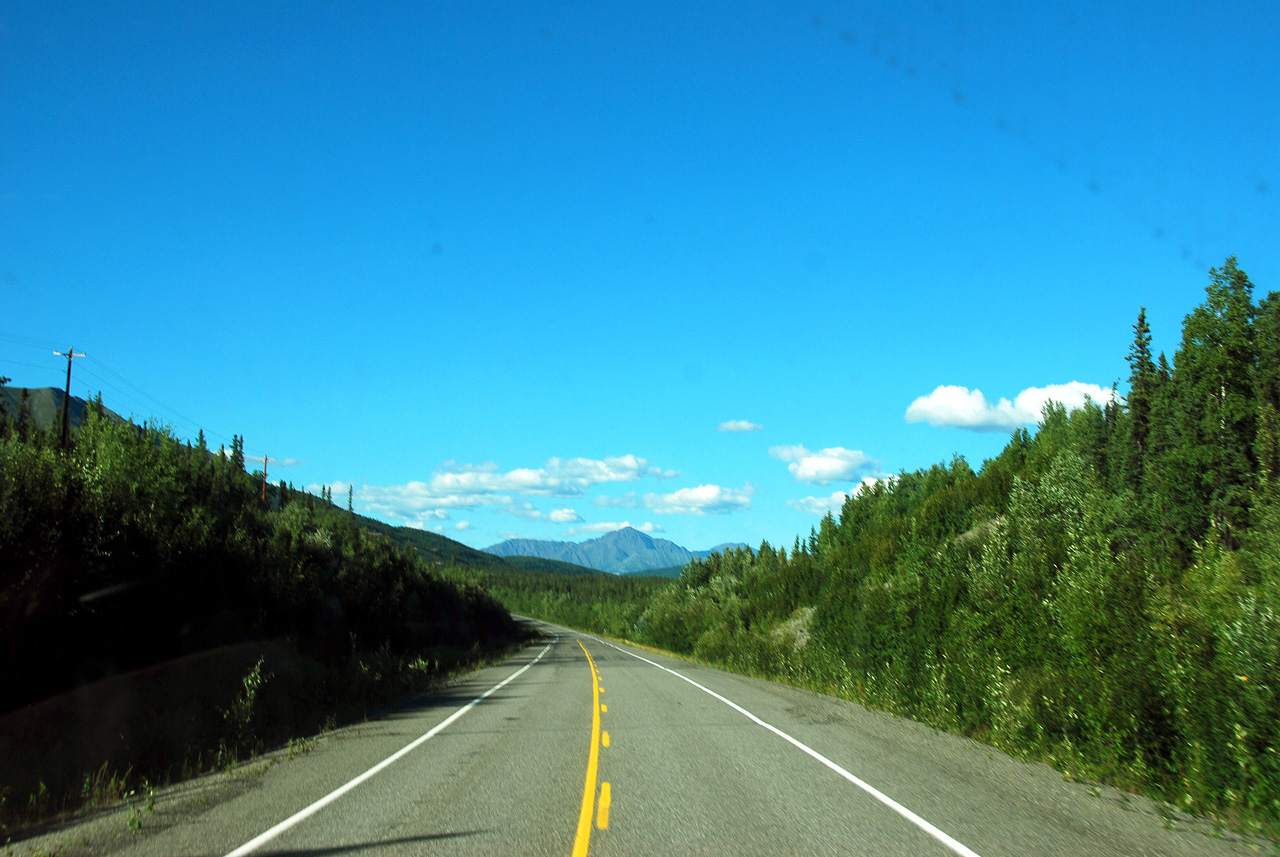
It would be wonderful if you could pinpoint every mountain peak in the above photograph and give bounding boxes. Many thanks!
[605,526,657,548]
[484,526,734,574]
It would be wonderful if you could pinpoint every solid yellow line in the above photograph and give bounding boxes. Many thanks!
[572,641,602,857]
[597,782,611,830]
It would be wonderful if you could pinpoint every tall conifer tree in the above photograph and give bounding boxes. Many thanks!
[1123,308,1157,491]
[1172,256,1258,547]
[1253,291,1280,492]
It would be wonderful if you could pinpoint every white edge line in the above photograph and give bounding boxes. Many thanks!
[223,643,553,857]
[594,637,983,857]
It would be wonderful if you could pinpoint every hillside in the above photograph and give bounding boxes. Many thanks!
[351,513,516,569]
[500,555,601,575]
[0,386,124,432]
[347,518,601,575]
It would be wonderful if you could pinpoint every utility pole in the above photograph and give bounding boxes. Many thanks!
[53,347,86,448]
[246,453,276,504]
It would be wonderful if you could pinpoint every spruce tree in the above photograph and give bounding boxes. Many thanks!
[0,376,10,439]
[1123,308,1157,490]
[16,388,33,443]
[1253,291,1280,493]
[1172,256,1258,548]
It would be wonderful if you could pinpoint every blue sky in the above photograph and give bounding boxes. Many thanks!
[3,1,1276,552]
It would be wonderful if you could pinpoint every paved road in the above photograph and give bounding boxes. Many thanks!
[17,621,1265,856]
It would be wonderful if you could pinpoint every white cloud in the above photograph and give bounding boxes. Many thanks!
[267,458,304,468]
[769,445,877,485]
[430,454,672,497]
[505,502,546,521]
[438,460,500,473]
[787,491,849,515]
[503,503,583,523]
[565,521,663,536]
[717,419,763,433]
[346,453,674,528]
[905,382,1115,432]
[454,521,471,531]
[593,492,638,508]
[643,484,753,515]
[358,482,506,527]
[786,478,882,514]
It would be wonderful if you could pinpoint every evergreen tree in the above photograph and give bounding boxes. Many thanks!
[1123,308,1157,490]
[1172,257,1258,547]
[1253,290,1280,493]
[16,388,33,443]
[0,376,10,439]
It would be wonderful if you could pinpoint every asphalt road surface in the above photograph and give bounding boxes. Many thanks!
[15,620,1266,856]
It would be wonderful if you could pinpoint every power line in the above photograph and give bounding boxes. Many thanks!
[81,355,231,445]
[73,362,226,443]
[2,333,270,458]
[0,331,66,351]
[0,358,63,375]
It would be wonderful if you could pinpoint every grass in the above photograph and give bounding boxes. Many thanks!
[285,736,317,760]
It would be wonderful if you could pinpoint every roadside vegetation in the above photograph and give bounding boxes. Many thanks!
[0,402,524,835]
[505,257,1280,837]
[473,564,670,639]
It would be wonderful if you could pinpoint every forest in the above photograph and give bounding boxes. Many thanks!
[513,257,1280,834]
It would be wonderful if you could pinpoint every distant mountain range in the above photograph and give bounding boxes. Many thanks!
[484,527,746,574]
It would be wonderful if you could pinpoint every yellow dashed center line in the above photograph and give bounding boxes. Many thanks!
[602,731,611,748]
[572,641,603,857]
[597,782,612,830]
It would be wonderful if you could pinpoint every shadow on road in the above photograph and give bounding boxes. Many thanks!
[207,830,490,856]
